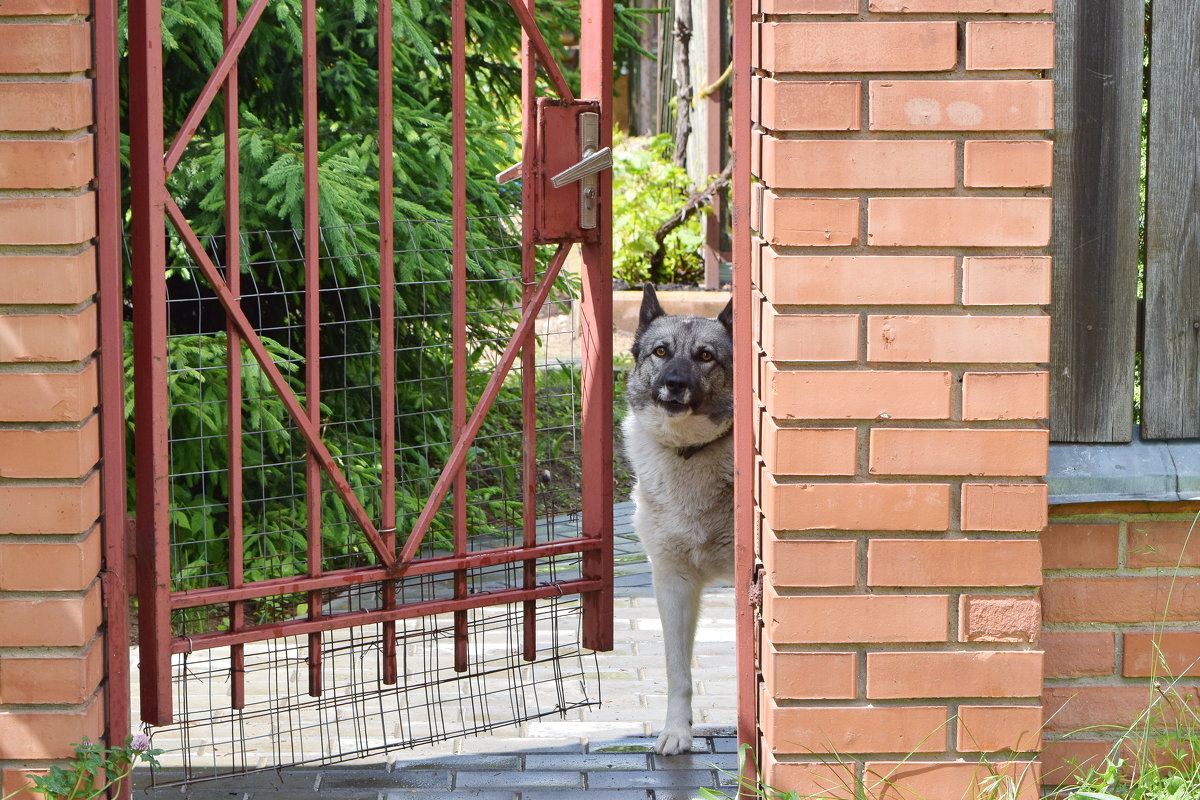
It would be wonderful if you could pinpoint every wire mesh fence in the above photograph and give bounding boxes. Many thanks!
[126,216,601,780]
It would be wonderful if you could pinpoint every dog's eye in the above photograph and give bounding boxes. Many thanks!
[698,350,714,362]
[653,345,668,357]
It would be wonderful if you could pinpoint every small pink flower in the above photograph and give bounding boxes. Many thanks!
[130,733,151,751]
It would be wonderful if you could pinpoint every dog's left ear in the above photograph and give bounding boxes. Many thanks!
[717,297,733,337]
[632,283,665,358]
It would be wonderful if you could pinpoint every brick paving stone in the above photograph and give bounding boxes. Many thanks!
[711,737,739,754]
[652,753,738,772]
[587,768,717,790]
[521,792,652,800]
[652,789,712,800]
[453,770,582,790]
[382,792,515,800]
[524,752,652,770]
[320,770,449,790]
[393,754,521,771]
[586,737,659,754]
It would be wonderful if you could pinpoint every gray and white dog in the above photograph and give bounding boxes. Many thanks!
[622,284,734,755]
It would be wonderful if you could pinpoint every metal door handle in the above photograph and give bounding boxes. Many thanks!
[550,147,612,188]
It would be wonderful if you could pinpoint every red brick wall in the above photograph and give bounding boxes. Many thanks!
[749,2,1052,797]
[0,1,107,795]
[1042,503,1200,785]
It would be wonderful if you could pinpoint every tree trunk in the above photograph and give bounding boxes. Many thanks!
[671,0,693,167]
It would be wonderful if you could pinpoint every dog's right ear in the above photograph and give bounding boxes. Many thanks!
[632,283,665,358]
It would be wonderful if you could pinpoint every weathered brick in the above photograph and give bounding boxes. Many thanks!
[0,249,97,305]
[0,417,99,479]
[868,539,1042,587]
[870,80,1054,131]
[869,428,1048,477]
[0,193,96,246]
[1042,523,1119,569]
[1042,686,1158,732]
[764,479,951,532]
[766,534,857,587]
[1123,633,1200,678]
[867,314,1050,363]
[1,769,50,800]
[761,0,858,11]
[1042,632,1116,678]
[761,420,856,476]
[961,483,1047,531]
[0,638,104,704]
[765,588,949,642]
[756,79,860,131]
[0,582,101,648]
[1126,521,1200,568]
[964,141,1053,188]
[0,23,90,73]
[767,366,952,420]
[0,81,92,131]
[870,0,1052,10]
[864,761,1039,800]
[761,307,858,362]
[763,649,857,700]
[867,197,1053,247]
[759,22,957,73]
[959,595,1041,643]
[0,0,89,13]
[0,304,98,363]
[762,758,857,800]
[1042,576,1200,624]
[0,472,100,535]
[762,193,859,247]
[0,135,94,190]
[762,139,955,189]
[963,256,1053,305]
[0,699,103,760]
[965,21,1055,71]
[957,706,1044,752]
[962,372,1049,421]
[1040,740,1111,788]
[0,525,100,591]
[0,361,98,422]
[761,252,957,306]
[867,651,1043,698]
[764,702,948,753]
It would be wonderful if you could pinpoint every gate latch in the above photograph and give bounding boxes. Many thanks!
[496,98,609,244]
[550,112,611,231]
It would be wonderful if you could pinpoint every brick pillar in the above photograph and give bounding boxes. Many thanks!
[750,2,1052,797]
[0,1,108,796]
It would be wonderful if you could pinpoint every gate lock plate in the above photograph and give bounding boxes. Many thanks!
[498,98,610,245]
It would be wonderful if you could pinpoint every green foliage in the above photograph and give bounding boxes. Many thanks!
[7,737,161,800]
[611,133,706,287]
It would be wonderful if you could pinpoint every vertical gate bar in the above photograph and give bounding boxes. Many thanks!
[378,0,399,686]
[450,0,470,673]
[95,0,131,766]
[223,0,246,711]
[731,0,757,776]
[579,0,614,653]
[302,0,323,697]
[128,0,173,725]
[518,0,538,662]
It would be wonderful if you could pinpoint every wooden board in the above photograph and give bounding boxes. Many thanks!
[1142,0,1200,439]
[1050,0,1144,442]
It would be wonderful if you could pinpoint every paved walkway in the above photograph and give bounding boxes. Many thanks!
[134,502,739,798]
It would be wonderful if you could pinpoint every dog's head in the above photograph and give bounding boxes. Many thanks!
[627,284,734,421]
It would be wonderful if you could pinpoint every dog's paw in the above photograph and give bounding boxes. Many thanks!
[654,725,693,756]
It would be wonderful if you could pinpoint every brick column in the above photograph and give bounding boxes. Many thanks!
[750,2,1052,797]
[0,1,107,796]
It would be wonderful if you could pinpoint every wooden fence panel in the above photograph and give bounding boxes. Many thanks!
[1051,0,1143,443]
[1142,0,1200,439]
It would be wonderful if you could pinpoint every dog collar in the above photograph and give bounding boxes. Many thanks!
[675,427,733,460]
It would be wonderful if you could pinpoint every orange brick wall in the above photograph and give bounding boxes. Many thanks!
[1041,503,1200,785]
[749,2,1052,797]
[0,0,108,795]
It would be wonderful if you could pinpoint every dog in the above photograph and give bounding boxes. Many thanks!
[622,283,734,755]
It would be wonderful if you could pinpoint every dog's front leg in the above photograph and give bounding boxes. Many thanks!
[651,565,704,755]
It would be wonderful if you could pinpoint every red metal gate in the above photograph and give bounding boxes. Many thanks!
[128,0,613,761]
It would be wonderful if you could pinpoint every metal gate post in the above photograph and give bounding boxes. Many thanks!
[128,0,173,726]
[579,0,614,653]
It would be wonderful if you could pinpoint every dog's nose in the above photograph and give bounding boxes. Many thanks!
[664,375,688,393]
